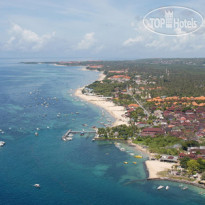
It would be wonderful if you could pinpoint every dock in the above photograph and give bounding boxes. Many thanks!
[62,129,97,141]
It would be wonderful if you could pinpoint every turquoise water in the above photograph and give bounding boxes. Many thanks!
[0,60,204,205]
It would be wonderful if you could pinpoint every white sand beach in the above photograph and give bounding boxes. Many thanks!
[145,160,173,179]
[74,72,129,127]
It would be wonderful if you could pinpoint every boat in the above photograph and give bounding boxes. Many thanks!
[157,185,164,190]
[35,132,38,136]
[120,148,125,151]
[66,137,73,141]
[134,155,143,158]
[133,162,137,164]
[0,141,5,147]
[166,186,169,190]
[182,187,188,190]
[124,161,128,164]
[33,184,40,188]
[68,133,73,137]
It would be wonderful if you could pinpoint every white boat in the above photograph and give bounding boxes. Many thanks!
[66,137,73,141]
[120,148,125,151]
[182,187,188,190]
[33,184,40,188]
[157,185,164,190]
[68,133,73,137]
[166,186,169,190]
[0,141,5,147]
[35,132,38,136]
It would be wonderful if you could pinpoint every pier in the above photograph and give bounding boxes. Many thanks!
[62,129,97,141]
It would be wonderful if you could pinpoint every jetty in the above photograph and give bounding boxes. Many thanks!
[62,129,96,141]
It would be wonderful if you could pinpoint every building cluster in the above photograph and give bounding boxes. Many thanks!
[108,75,131,82]
[179,146,205,159]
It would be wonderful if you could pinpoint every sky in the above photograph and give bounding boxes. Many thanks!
[0,0,205,60]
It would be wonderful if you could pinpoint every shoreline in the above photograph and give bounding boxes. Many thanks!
[127,140,151,157]
[74,68,205,191]
[145,160,205,190]
[74,71,129,127]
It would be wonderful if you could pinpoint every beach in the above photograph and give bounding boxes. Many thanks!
[127,141,174,179]
[75,72,129,127]
[145,160,173,179]
[75,71,173,179]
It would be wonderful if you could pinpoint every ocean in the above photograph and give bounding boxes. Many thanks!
[0,59,204,205]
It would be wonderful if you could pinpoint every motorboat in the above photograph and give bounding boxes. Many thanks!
[134,155,143,158]
[166,186,169,190]
[157,185,164,190]
[33,184,40,188]
[0,141,5,147]
[66,137,73,141]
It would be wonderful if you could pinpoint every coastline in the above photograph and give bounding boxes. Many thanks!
[127,140,151,157]
[74,71,129,127]
[74,68,205,191]
[145,161,205,190]
[74,69,176,181]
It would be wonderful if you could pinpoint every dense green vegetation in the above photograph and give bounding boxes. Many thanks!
[85,58,205,97]
[86,80,126,97]
[180,157,205,175]
[133,135,182,155]
[113,93,135,106]
[181,140,200,151]
[98,125,183,155]
[98,125,136,140]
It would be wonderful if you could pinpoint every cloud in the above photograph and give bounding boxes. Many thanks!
[123,36,144,46]
[76,32,96,50]
[4,24,55,51]
[123,19,205,52]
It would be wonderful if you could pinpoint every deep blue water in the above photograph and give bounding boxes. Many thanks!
[0,60,204,205]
